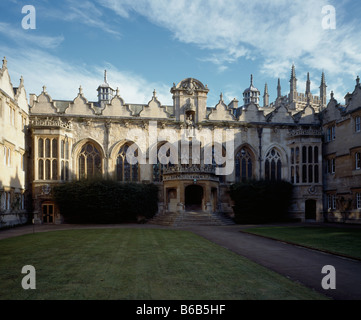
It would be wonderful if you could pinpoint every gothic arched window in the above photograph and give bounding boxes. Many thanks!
[235,148,253,182]
[265,148,282,181]
[153,147,170,182]
[116,144,139,182]
[78,143,102,179]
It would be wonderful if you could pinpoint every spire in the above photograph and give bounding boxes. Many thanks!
[289,64,297,104]
[291,64,296,80]
[277,78,281,98]
[320,71,327,107]
[104,70,108,84]
[306,72,311,95]
[263,83,269,107]
[321,71,326,86]
[250,74,253,86]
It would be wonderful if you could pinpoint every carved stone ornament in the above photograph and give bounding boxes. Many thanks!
[42,184,51,195]
[308,186,316,194]
[185,79,196,95]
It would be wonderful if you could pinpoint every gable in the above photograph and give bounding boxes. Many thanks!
[238,103,266,123]
[0,66,15,99]
[30,90,58,114]
[208,101,235,121]
[298,105,319,124]
[102,96,132,117]
[66,93,95,116]
[139,95,168,119]
[267,105,295,124]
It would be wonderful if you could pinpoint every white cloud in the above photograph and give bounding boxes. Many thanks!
[1,47,172,105]
[64,0,122,37]
[0,22,64,49]
[98,0,361,84]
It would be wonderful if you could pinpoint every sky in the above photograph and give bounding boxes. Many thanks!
[0,0,360,108]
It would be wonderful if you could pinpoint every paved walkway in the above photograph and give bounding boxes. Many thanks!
[1,222,361,300]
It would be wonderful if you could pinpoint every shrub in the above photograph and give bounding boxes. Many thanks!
[53,179,159,224]
[229,180,293,224]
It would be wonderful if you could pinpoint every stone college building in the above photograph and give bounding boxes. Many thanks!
[1,57,360,226]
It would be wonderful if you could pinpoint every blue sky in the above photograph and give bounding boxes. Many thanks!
[0,0,360,108]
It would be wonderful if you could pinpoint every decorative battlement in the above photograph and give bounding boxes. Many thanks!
[31,116,72,129]
[288,128,323,137]
[163,164,216,175]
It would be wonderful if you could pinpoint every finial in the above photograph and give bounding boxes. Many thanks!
[264,82,268,93]
[2,56,7,68]
[356,76,360,86]
[42,85,46,93]
[20,76,24,86]
[104,70,108,84]
[220,92,223,101]
[153,89,156,98]
[277,78,281,98]
[116,87,119,96]
[331,91,334,99]
[250,74,253,86]
[79,85,83,95]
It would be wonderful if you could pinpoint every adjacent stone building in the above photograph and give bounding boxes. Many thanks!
[1,57,360,226]
[0,57,29,226]
[322,78,361,223]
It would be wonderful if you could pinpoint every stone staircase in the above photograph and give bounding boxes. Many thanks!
[147,211,180,226]
[148,210,235,227]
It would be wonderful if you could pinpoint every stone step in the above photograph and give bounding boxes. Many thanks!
[148,210,235,227]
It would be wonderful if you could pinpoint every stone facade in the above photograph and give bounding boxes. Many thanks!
[0,57,29,227]
[1,57,360,226]
[322,80,361,223]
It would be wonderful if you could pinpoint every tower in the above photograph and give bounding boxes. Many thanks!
[97,70,115,107]
[243,74,260,106]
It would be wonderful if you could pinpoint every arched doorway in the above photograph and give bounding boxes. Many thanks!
[185,185,203,210]
[305,199,316,220]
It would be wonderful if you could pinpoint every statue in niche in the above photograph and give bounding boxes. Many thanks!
[185,114,195,137]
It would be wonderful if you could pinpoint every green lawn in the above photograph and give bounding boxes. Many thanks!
[243,226,361,260]
[0,228,327,300]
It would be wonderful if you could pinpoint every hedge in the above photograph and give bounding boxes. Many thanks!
[229,180,293,224]
[53,179,159,224]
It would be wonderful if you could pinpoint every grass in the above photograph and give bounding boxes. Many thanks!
[243,226,361,260]
[0,228,327,300]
